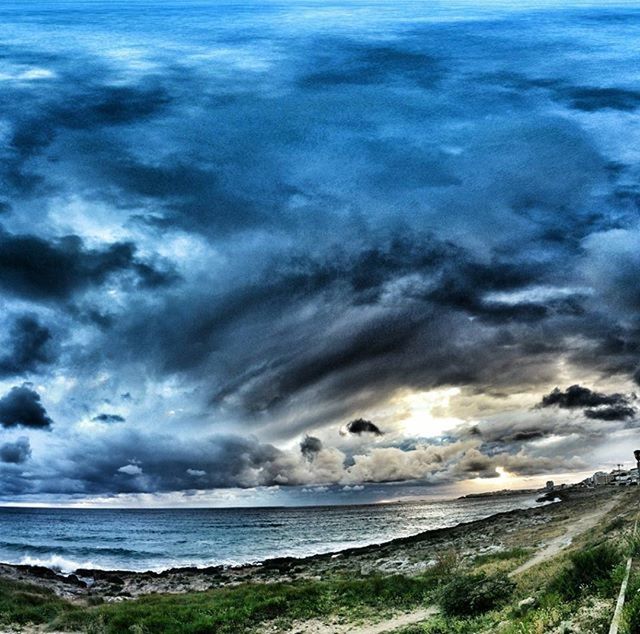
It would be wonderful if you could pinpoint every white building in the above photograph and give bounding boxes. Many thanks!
[592,471,612,486]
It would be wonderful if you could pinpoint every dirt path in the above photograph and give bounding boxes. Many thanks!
[511,497,620,576]
[286,607,438,634]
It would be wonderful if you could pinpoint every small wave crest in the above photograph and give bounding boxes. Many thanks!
[15,554,98,574]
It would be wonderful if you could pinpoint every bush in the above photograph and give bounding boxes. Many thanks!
[431,549,460,578]
[439,572,515,616]
[549,543,621,600]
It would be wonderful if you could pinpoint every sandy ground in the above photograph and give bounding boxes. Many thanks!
[285,607,439,634]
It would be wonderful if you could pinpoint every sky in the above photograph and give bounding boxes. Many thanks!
[1,0,640,507]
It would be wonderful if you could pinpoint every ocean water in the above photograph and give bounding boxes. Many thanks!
[0,495,547,573]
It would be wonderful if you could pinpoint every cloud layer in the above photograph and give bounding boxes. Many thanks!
[1,1,640,503]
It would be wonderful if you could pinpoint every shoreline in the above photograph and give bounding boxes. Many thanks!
[0,486,579,601]
[0,485,633,634]
[0,488,550,578]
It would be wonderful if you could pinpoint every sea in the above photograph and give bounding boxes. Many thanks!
[0,494,548,573]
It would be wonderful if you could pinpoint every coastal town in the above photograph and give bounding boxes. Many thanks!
[582,467,639,487]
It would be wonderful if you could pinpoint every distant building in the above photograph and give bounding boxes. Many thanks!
[592,471,612,486]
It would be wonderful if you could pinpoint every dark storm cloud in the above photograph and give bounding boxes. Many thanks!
[300,435,322,460]
[453,414,590,449]
[0,230,175,301]
[452,448,585,479]
[0,437,31,464]
[91,413,126,423]
[344,419,383,436]
[0,385,52,429]
[538,385,631,409]
[107,160,266,235]
[122,230,574,423]
[2,72,172,197]
[584,405,636,421]
[24,433,287,495]
[0,316,53,377]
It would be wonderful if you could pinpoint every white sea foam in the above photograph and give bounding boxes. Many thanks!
[16,555,98,575]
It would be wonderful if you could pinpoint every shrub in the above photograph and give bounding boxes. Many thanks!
[549,543,621,600]
[439,572,515,616]
[430,549,460,578]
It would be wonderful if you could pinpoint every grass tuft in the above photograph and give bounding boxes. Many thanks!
[439,572,514,617]
[0,577,79,625]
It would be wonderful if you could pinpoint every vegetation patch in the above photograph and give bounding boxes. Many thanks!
[0,577,78,626]
[473,547,530,566]
[439,572,515,616]
[52,573,440,633]
[549,542,622,600]
[606,516,627,532]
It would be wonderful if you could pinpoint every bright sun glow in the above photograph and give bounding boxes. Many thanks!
[399,387,464,437]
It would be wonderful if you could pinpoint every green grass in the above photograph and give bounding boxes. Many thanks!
[548,542,622,600]
[0,550,621,634]
[439,572,515,617]
[50,573,440,633]
[0,577,79,625]
[398,537,625,634]
[0,544,620,634]
[473,547,531,566]
[620,561,640,633]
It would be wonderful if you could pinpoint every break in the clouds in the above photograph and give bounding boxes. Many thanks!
[1,0,640,505]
